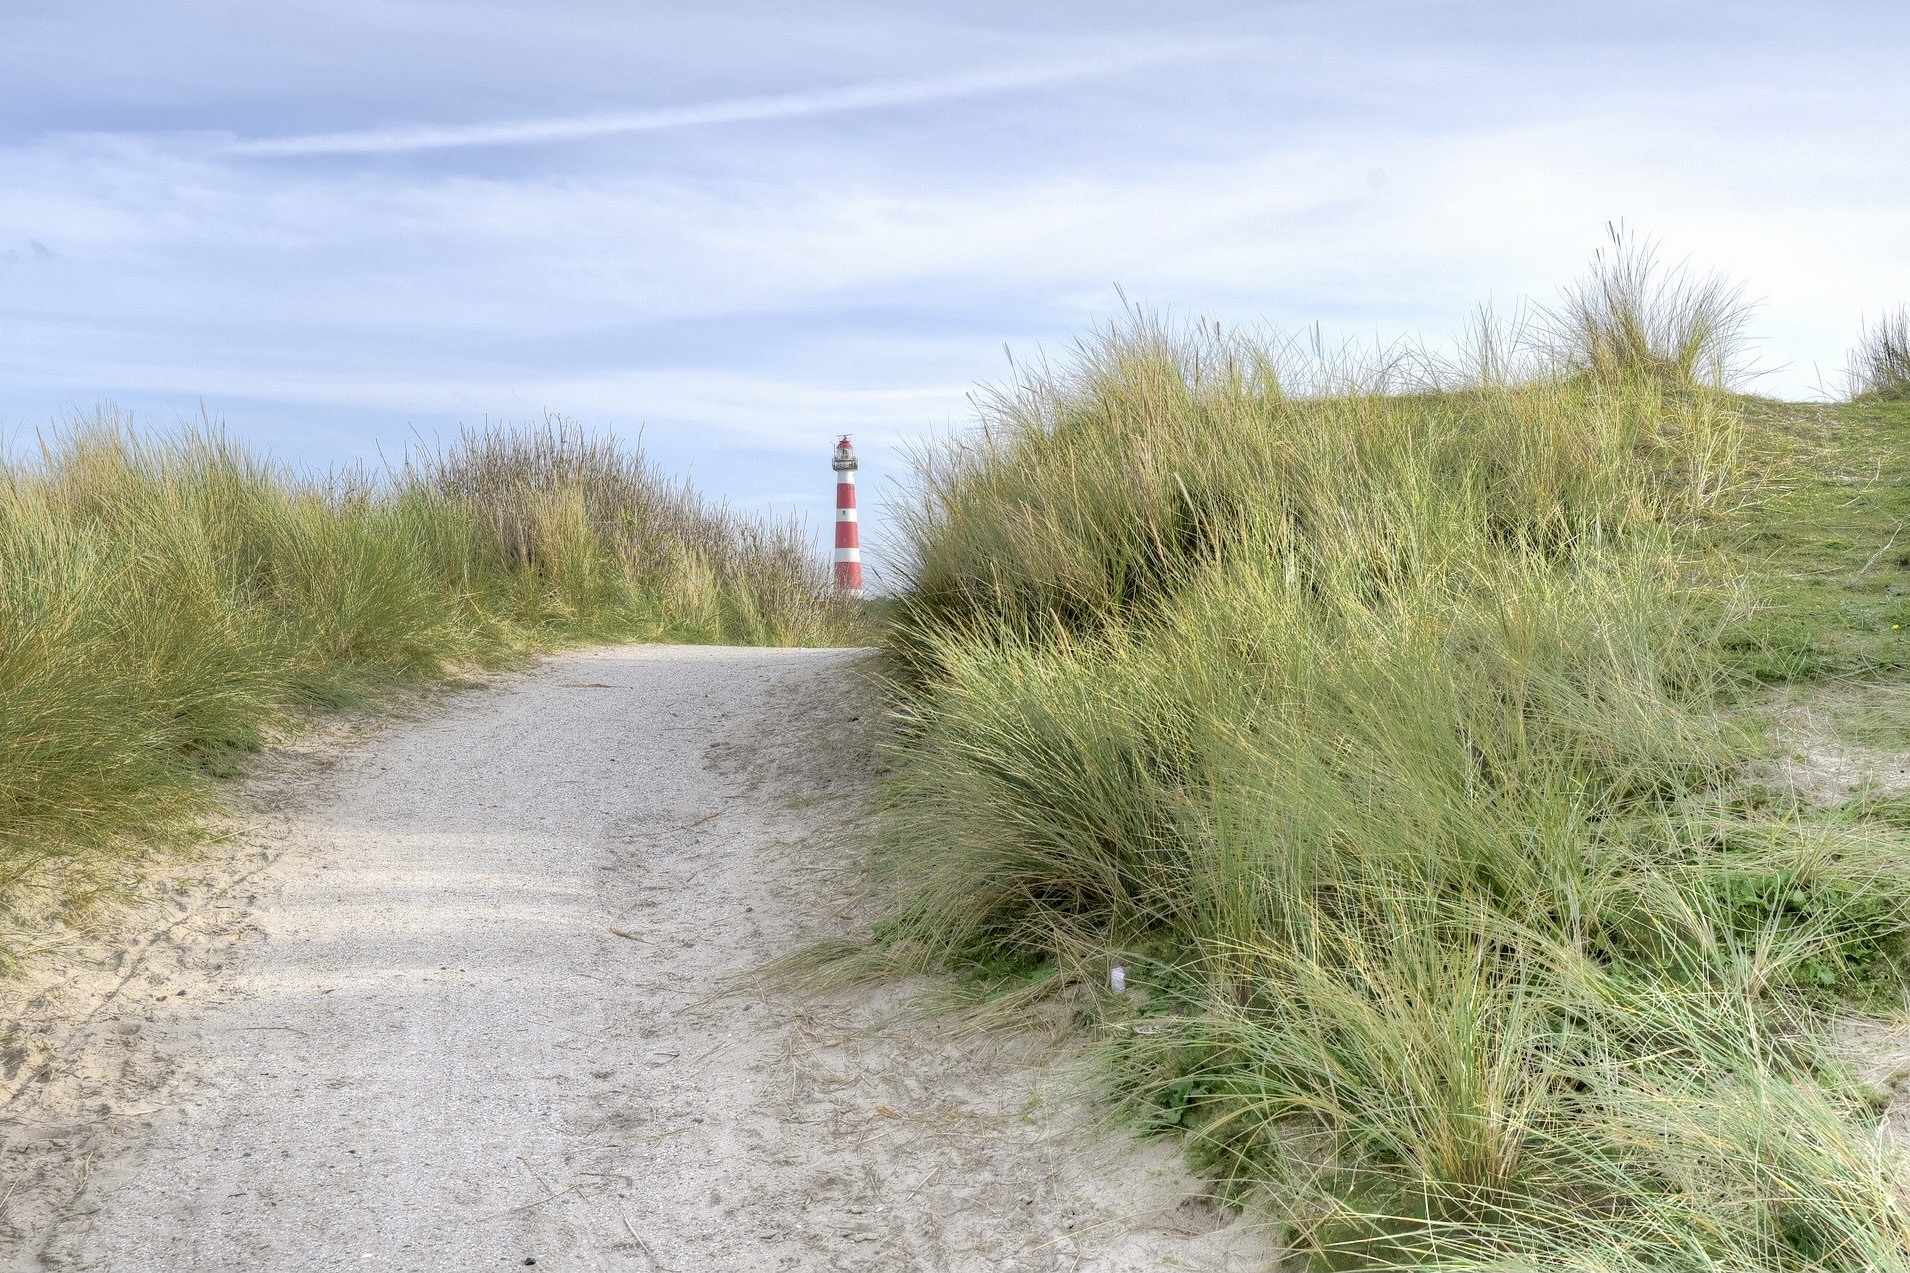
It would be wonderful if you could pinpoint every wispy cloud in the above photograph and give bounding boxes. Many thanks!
[229,45,1222,157]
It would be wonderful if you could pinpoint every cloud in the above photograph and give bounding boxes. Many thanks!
[226,44,1226,157]
[8,86,1908,414]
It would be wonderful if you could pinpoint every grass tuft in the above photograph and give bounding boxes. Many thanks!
[1849,307,1910,402]
[1540,223,1758,390]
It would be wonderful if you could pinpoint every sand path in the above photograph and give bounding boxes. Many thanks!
[1,645,1271,1271]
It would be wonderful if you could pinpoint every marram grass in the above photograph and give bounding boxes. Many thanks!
[862,246,1910,1269]
[1850,306,1910,403]
[0,417,860,956]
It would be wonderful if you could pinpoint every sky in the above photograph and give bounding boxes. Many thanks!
[3,1,1907,570]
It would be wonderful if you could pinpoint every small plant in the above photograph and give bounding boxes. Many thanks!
[1848,306,1910,401]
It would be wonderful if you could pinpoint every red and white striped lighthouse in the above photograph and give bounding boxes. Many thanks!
[832,435,863,596]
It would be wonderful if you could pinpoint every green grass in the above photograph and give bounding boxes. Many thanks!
[1711,398,1910,683]
[848,244,1910,1269]
[0,416,861,956]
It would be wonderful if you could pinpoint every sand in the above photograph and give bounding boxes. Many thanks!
[0,645,1274,1272]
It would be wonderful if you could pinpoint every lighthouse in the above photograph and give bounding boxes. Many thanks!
[832,435,863,597]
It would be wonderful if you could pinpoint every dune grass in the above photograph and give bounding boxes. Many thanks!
[860,243,1910,1268]
[0,416,858,956]
[1711,395,1910,684]
[1849,307,1910,403]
